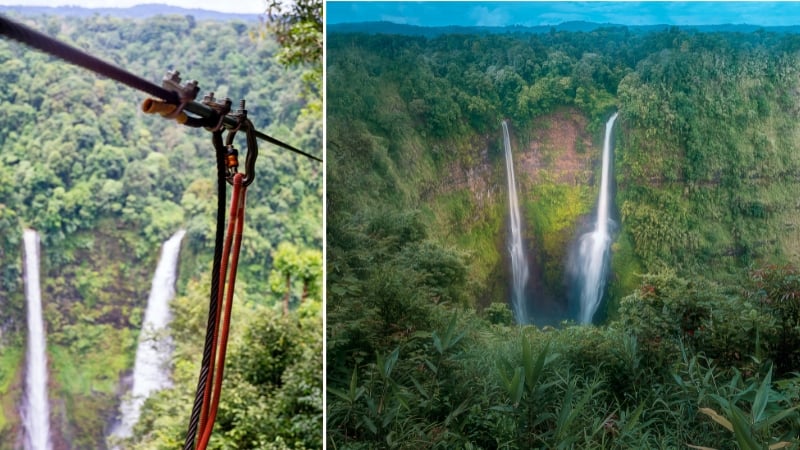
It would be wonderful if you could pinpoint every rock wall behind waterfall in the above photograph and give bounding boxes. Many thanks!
[419,108,600,312]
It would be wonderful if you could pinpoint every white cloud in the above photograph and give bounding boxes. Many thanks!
[380,14,420,25]
[470,5,510,27]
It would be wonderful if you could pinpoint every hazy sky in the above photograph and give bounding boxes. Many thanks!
[327,2,800,27]
[0,0,267,14]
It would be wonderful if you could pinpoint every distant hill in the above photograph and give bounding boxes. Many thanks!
[327,20,800,36]
[0,3,261,22]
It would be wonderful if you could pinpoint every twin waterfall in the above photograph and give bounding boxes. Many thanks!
[502,121,530,323]
[503,113,618,325]
[21,229,185,447]
[111,229,185,441]
[574,113,619,324]
[22,230,52,450]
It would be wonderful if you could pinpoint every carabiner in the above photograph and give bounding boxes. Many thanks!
[222,117,257,187]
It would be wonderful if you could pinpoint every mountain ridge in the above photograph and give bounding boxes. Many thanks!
[328,20,800,36]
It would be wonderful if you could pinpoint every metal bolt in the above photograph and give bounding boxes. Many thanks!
[185,80,199,91]
[203,92,216,103]
[168,70,181,83]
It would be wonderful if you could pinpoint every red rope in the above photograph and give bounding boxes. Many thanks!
[196,173,247,449]
[197,173,238,433]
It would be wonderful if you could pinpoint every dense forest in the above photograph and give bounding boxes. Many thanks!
[327,27,800,448]
[0,11,321,449]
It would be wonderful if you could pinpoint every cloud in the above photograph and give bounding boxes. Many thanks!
[380,14,421,25]
[535,12,587,25]
[470,6,511,27]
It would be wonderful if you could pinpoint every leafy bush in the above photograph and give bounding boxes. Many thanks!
[746,265,800,375]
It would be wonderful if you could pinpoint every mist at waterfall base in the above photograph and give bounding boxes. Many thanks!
[568,113,619,324]
[22,229,53,450]
[502,114,619,326]
[110,229,186,442]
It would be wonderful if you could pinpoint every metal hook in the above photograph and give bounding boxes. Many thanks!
[221,117,257,187]
[241,118,258,187]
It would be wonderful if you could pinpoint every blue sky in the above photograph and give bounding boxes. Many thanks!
[326,2,800,27]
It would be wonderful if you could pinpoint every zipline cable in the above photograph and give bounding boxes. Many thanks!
[0,14,177,102]
[0,14,322,163]
[196,169,240,445]
[182,130,228,450]
[184,118,257,449]
[198,173,247,450]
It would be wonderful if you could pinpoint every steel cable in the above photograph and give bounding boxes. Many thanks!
[182,131,228,450]
[0,14,322,162]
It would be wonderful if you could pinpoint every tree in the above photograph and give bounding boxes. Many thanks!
[265,0,322,67]
[298,248,322,303]
[265,0,322,115]
[270,242,301,315]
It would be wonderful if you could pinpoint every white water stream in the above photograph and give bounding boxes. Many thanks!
[111,229,185,440]
[575,113,618,324]
[502,121,530,323]
[22,229,52,450]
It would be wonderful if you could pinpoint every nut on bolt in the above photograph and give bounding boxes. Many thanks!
[166,70,181,83]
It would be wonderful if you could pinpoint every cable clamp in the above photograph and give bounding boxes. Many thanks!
[162,69,199,119]
[202,92,232,132]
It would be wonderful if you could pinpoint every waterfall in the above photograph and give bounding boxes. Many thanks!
[111,229,185,441]
[22,229,52,450]
[502,121,530,323]
[575,113,619,324]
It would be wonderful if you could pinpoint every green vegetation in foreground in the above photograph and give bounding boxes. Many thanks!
[328,205,800,448]
[328,27,800,448]
[118,288,323,450]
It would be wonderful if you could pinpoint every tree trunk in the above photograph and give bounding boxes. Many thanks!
[283,273,290,316]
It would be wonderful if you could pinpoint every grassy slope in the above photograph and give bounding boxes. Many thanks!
[0,346,22,445]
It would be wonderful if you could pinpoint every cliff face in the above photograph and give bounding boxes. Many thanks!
[423,108,604,317]
[518,109,595,187]
[517,110,599,322]
[423,135,499,228]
